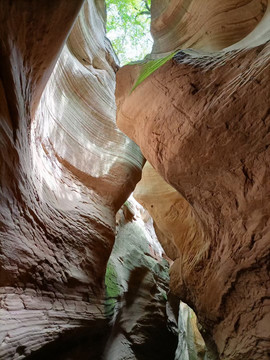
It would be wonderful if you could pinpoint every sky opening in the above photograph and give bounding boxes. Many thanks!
[106,0,153,65]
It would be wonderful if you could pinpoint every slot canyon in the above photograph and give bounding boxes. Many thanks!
[0,0,269,359]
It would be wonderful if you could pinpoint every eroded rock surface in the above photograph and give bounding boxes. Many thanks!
[2,0,270,358]
[116,1,270,358]
[103,207,178,360]
[0,0,144,358]
[134,162,209,302]
[151,0,268,54]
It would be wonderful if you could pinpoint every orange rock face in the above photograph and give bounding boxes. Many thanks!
[116,1,270,358]
[134,161,208,290]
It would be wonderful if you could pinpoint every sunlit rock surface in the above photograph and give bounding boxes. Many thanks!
[151,0,268,55]
[116,1,270,358]
[175,302,215,360]
[134,163,217,360]
[33,0,144,212]
[0,0,144,358]
[134,162,209,299]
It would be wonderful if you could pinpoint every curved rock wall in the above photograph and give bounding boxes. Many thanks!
[0,0,144,358]
[151,0,268,55]
[134,162,209,300]
[116,1,270,358]
[33,0,144,212]
[2,0,269,358]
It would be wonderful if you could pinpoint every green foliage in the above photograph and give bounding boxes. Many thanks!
[130,51,177,92]
[105,262,120,317]
[106,1,177,90]
[105,262,119,298]
[161,290,168,302]
[106,0,152,65]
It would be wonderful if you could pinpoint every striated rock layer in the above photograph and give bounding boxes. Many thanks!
[116,1,270,359]
[0,0,144,358]
[33,0,143,212]
[151,0,268,55]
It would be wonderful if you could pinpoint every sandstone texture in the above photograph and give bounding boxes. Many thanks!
[151,0,268,54]
[104,200,211,360]
[134,161,208,270]
[175,301,214,360]
[116,1,270,359]
[0,0,144,358]
[103,206,178,360]
[2,0,270,359]
[134,163,217,359]
[1,1,200,359]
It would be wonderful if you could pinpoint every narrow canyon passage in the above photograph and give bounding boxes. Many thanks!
[0,1,270,360]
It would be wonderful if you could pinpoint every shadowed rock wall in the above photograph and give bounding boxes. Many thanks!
[103,208,178,360]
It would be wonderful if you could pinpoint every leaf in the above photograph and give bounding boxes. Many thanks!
[130,51,177,93]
